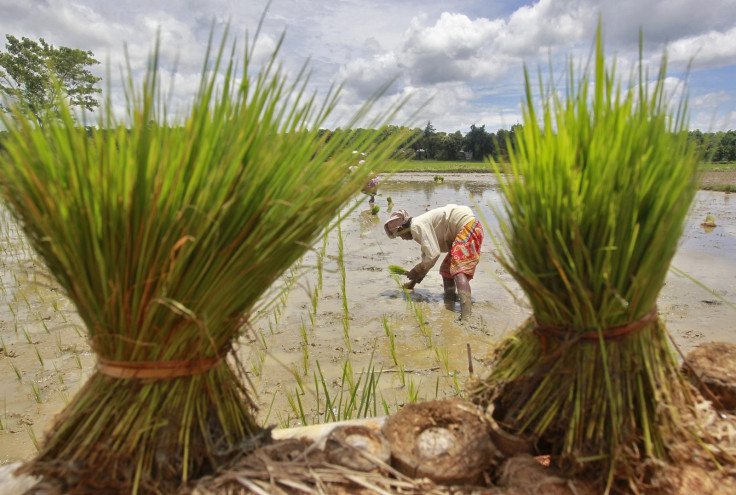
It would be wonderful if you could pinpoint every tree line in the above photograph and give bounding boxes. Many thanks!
[1,34,734,164]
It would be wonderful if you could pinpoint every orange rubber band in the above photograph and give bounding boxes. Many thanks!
[97,352,227,380]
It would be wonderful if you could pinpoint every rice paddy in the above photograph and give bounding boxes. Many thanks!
[0,173,734,465]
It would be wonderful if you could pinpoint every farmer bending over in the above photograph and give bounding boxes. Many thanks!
[384,204,483,320]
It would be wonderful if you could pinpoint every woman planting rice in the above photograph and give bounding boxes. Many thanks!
[384,204,483,320]
[362,174,379,203]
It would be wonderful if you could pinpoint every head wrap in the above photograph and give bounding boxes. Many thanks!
[384,209,410,238]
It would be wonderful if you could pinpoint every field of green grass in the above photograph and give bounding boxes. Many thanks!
[390,160,495,173]
[393,160,735,172]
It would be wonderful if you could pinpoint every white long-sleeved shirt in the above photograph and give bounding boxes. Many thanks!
[410,204,475,279]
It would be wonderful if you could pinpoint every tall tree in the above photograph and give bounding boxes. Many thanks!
[0,35,101,124]
[464,124,494,161]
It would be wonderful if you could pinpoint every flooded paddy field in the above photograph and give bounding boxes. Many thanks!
[1,172,734,465]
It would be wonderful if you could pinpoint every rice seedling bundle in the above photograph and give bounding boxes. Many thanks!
[0,31,409,493]
[388,265,409,276]
[472,27,704,484]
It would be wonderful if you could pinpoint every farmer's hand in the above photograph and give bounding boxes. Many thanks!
[403,280,417,290]
[406,268,422,284]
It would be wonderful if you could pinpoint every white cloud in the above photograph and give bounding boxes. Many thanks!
[667,26,736,70]
[1,0,735,133]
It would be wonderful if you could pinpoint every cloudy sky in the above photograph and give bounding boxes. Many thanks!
[2,0,735,133]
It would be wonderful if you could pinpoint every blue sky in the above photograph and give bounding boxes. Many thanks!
[1,0,735,133]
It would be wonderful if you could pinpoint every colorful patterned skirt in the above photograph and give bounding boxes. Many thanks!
[439,219,483,280]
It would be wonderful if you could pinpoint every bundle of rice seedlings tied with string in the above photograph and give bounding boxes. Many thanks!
[471,26,711,488]
[0,28,410,494]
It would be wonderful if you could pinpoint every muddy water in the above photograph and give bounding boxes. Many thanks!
[0,173,734,465]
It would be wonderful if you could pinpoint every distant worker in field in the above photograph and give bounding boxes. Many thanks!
[384,204,483,320]
[351,152,378,203]
[358,158,378,203]
[362,173,379,203]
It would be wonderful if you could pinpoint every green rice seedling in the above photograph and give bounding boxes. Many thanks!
[451,371,461,395]
[10,362,22,382]
[30,382,41,403]
[26,425,39,452]
[54,365,64,385]
[32,344,43,366]
[275,411,291,429]
[72,352,81,370]
[387,196,393,204]
[286,389,308,426]
[290,363,305,394]
[392,274,433,345]
[311,285,319,316]
[260,394,277,428]
[0,335,7,357]
[301,343,309,376]
[257,329,268,350]
[407,377,420,403]
[0,24,411,491]
[436,345,451,375]
[38,313,50,334]
[249,348,265,377]
[472,25,711,487]
[21,327,32,344]
[388,264,409,276]
[410,297,431,345]
[314,360,336,422]
[382,315,399,368]
[371,205,380,215]
[299,318,309,347]
[380,394,391,416]
[317,230,328,292]
[336,216,352,353]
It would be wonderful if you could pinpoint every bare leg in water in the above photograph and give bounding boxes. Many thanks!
[442,276,456,297]
[442,276,457,311]
[454,273,472,320]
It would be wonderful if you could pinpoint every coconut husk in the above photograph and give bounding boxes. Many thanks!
[682,342,736,410]
[381,398,498,485]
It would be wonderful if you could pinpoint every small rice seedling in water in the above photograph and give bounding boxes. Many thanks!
[471,25,715,488]
[32,344,43,366]
[407,377,420,403]
[10,362,22,382]
[371,205,380,215]
[0,24,410,492]
[260,394,278,427]
[290,363,305,393]
[26,425,39,452]
[382,315,400,368]
[72,352,81,370]
[30,382,41,403]
[301,342,309,376]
